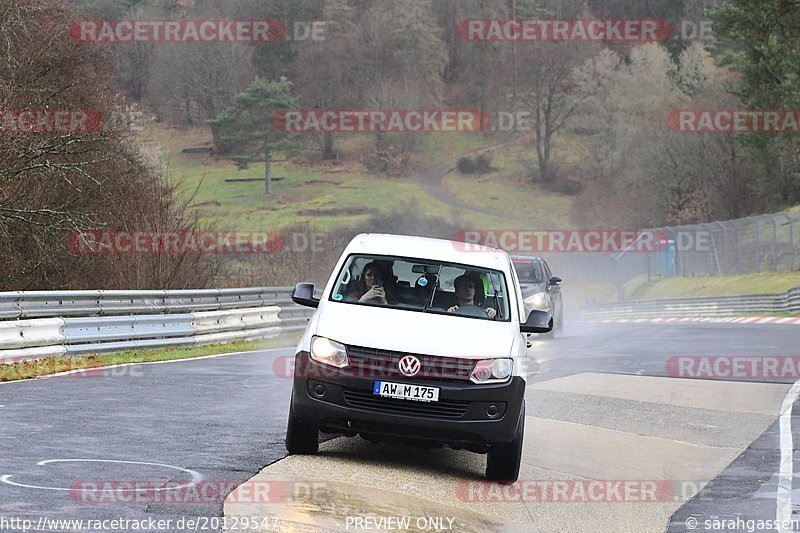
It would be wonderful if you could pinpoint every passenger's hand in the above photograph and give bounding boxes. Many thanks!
[485,307,497,319]
[447,305,458,313]
[360,286,386,303]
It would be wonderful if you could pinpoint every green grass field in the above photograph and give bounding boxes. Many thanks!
[628,272,800,300]
[443,140,575,228]
[418,132,502,164]
[142,124,576,232]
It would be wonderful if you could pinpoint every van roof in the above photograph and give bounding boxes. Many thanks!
[344,233,510,270]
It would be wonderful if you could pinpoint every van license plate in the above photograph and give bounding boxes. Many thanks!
[373,381,440,402]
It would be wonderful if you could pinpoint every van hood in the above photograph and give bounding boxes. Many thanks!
[314,302,514,359]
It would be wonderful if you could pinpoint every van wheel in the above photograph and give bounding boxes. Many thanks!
[485,403,525,482]
[285,407,319,455]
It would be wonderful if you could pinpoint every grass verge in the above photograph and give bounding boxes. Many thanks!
[568,272,800,311]
[0,332,301,383]
[628,272,800,300]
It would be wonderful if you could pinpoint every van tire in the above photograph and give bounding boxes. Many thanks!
[285,407,319,455]
[485,403,524,482]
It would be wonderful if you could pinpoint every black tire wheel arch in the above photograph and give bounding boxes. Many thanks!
[285,403,319,455]
[485,402,525,483]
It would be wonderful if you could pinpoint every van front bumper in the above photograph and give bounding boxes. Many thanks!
[290,351,525,451]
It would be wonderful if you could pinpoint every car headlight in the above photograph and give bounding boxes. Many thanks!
[530,292,551,310]
[310,336,349,368]
[470,358,513,384]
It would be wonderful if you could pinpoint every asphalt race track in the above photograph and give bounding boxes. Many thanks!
[0,349,296,532]
[2,323,800,532]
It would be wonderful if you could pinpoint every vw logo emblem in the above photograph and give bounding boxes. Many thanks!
[398,355,421,377]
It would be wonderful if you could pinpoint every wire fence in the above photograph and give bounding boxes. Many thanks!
[537,209,800,292]
[665,211,800,276]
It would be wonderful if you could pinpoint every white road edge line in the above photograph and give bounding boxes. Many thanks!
[0,347,290,386]
[776,378,800,532]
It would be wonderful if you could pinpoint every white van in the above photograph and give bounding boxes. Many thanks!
[286,233,552,481]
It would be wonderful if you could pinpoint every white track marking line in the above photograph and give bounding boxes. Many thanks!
[586,317,800,325]
[0,459,202,492]
[0,347,289,386]
[776,379,800,532]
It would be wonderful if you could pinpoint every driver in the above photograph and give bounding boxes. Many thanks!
[447,274,497,318]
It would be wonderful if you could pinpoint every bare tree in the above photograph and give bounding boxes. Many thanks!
[0,0,218,289]
[517,43,587,183]
[147,42,255,124]
[328,0,448,163]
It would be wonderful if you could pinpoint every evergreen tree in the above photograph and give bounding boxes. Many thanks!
[209,78,297,195]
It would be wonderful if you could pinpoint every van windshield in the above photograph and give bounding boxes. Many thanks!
[328,254,510,321]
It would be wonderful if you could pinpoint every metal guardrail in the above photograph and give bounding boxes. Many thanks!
[0,287,296,319]
[581,287,800,320]
[0,287,314,362]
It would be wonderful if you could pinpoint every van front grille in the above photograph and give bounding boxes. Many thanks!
[345,345,475,382]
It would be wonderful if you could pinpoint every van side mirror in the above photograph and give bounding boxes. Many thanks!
[549,276,562,286]
[521,310,553,333]
[291,282,319,308]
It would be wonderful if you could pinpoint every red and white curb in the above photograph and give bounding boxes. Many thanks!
[586,317,800,325]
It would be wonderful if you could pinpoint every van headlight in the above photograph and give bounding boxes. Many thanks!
[310,336,349,368]
[530,292,551,310]
[470,358,513,384]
